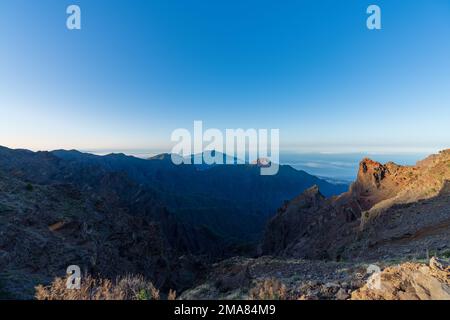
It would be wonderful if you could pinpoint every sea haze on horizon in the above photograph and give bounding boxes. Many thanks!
[84,149,430,182]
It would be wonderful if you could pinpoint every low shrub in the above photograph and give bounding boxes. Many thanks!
[249,278,288,300]
[35,274,161,300]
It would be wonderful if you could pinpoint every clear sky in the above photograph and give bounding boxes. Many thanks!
[0,0,449,153]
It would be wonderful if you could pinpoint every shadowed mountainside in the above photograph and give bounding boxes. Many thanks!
[0,145,346,298]
[0,146,347,251]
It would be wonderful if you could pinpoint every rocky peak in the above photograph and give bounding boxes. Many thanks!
[360,149,450,224]
[299,185,325,202]
[359,158,389,187]
[350,158,409,211]
[278,185,326,215]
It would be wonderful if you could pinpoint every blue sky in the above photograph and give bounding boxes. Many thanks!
[0,0,449,153]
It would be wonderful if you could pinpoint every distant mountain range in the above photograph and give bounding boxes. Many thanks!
[0,146,347,254]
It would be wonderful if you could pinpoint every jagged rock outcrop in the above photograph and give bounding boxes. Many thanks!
[351,257,450,300]
[262,150,450,261]
[360,149,450,226]
[262,183,363,260]
[262,186,327,256]
[351,158,411,211]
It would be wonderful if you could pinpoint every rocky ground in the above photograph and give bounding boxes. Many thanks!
[180,256,366,300]
[352,257,450,300]
[180,256,449,300]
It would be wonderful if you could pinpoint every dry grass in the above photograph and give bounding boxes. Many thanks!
[167,289,177,300]
[249,278,288,300]
[35,274,163,300]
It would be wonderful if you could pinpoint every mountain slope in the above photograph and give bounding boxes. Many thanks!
[0,171,180,299]
[0,146,347,254]
[262,150,450,261]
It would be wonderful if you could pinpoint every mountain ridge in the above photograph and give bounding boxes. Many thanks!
[0,145,347,256]
[262,149,450,261]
